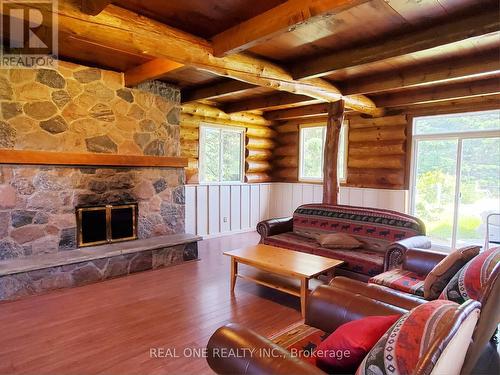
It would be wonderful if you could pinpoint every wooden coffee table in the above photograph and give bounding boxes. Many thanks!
[224,244,344,317]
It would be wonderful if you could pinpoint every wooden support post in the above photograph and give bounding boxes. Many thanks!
[322,100,345,205]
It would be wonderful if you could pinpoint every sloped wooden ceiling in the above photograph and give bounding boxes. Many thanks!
[49,0,500,118]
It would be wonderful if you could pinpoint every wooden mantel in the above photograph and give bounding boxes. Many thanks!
[0,149,188,168]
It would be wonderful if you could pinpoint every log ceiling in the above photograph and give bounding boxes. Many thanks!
[14,0,498,121]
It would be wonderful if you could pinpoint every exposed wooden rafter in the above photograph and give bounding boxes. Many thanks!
[265,76,500,119]
[124,58,184,87]
[342,49,500,95]
[17,0,382,116]
[182,80,255,103]
[373,77,500,107]
[292,12,500,79]
[400,94,500,116]
[223,92,320,113]
[265,103,330,120]
[80,0,112,16]
[211,0,369,57]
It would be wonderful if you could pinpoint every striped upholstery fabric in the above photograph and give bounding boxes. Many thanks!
[270,323,327,364]
[292,204,425,252]
[356,300,476,375]
[369,269,425,297]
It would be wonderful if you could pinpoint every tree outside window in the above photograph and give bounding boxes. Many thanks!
[299,123,347,182]
[199,125,244,183]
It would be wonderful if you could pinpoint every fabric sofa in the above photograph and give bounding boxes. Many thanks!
[257,204,430,281]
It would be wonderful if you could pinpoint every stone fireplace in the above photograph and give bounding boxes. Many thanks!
[0,61,199,301]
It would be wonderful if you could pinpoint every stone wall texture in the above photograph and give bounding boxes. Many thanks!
[0,61,184,259]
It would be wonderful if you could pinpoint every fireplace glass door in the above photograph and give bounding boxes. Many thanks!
[76,204,138,247]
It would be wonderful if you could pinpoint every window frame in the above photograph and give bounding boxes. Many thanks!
[198,123,245,185]
[409,110,500,250]
[298,121,348,183]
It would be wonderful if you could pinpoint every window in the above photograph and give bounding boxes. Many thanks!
[199,124,244,183]
[299,122,348,182]
[410,110,500,250]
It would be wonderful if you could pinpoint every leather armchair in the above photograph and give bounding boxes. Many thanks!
[384,237,434,271]
[256,217,293,242]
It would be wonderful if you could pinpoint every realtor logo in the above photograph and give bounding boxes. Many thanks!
[0,0,58,68]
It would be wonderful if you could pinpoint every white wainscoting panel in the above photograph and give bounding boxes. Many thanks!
[185,183,408,238]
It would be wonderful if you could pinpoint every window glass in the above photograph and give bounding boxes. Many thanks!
[200,125,243,183]
[299,123,347,181]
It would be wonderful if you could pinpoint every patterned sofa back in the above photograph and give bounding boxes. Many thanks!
[293,204,426,252]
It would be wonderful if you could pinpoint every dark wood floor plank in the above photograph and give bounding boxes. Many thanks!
[0,232,301,375]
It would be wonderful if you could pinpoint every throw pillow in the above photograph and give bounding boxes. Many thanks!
[314,315,400,373]
[439,246,500,304]
[423,245,480,300]
[317,233,363,249]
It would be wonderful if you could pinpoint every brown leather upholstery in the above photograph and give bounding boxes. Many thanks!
[329,276,423,311]
[305,285,406,333]
[403,248,447,275]
[207,323,324,375]
[256,217,293,241]
[206,288,480,375]
[206,286,405,375]
[383,237,433,271]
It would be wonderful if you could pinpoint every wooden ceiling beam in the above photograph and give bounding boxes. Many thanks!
[80,0,112,16]
[342,49,500,95]
[400,94,500,116]
[182,80,255,103]
[292,11,500,79]
[124,58,184,87]
[223,92,320,113]
[373,77,500,107]
[211,0,369,57]
[265,103,330,120]
[28,1,381,116]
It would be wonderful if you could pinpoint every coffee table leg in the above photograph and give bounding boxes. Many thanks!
[300,278,309,318]
[230,257,238,293]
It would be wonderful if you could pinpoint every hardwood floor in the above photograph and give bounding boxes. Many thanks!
[0,232,302,375]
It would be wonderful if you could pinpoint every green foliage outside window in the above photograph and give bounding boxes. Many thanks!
[200,126,243,183]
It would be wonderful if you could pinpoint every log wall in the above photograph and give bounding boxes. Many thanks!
[180,103,275,183]
[347,114,409,189]
[270,114,410,190]
[272,122,300,182]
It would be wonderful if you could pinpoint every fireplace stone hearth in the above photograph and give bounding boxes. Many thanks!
[0,234,200,301]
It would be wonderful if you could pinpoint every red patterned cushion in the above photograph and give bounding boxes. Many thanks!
[439,246,500,304]
[292,204,425,248]
[369,269,425,297]
[356,300,468,375]
[263,233,385,276]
